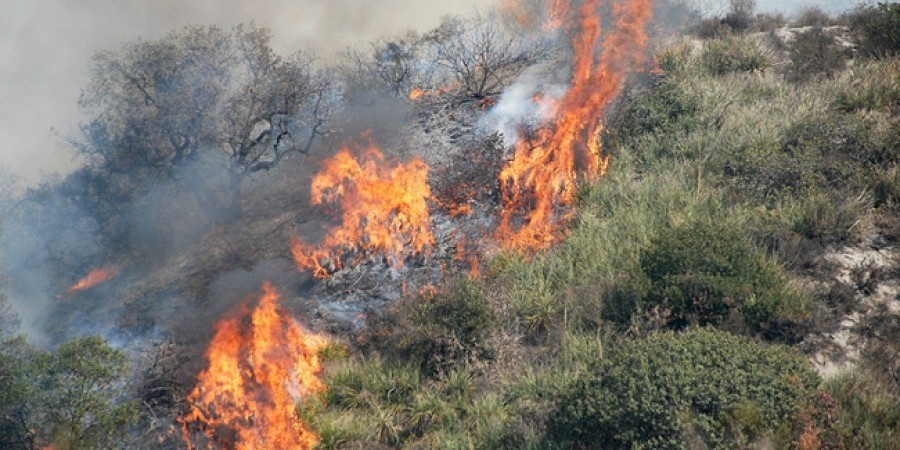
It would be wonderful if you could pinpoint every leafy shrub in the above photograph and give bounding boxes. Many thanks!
[784,28,849,83]
[634,223,805,333]
[610,77,699,144]
[700,37,770,75]
[847,2,900,58]
[0,337,36,450]
[553,329,819,449]
[35,336,137,450]
[395,281,495,376]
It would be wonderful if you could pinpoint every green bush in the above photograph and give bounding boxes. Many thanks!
[700,37,771,75]
[847,2,900,58]
[553,329,819,449]
[611,77,699,144]
[36,336,137,450]
[633,223,805,333]
[0,337,36,449]
[396,281,495,376]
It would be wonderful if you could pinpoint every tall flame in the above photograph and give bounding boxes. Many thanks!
[179,282,327,449]
[65,265,118,294]
[291,137,434,278]
[497,0,652,252]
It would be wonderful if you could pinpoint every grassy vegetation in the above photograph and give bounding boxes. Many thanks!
[304,10,900,449]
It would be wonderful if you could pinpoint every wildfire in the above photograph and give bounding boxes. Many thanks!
[408,88,426,101]
[65,266,118,295]
[497,0,652,252]
[291,137,434,278]
[179,282,327,450]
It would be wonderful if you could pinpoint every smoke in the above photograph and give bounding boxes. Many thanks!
[0,0,486,189]
[479,64,570,146]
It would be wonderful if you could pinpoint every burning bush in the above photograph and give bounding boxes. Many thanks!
[179,283,327,449]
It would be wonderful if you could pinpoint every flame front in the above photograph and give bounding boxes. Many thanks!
[291,138,434,278]
[179,282,327,449]
[497,0,652,252]
[65,266,118,294]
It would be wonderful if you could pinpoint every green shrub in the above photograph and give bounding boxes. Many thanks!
[0,337,36,450]
[847,2,900,58]
[36,336,137,450]
[611,77,699,144]
[633,222,805,333]
[396,281,495,376]
[553,329,819,449]
[700,37,771,75]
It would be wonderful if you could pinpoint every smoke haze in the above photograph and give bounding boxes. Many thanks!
[0,0,881,187]
[0,0,485,188]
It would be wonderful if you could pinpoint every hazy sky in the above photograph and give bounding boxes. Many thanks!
[0,0,874,188]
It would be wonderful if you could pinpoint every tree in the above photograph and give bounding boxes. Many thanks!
[35,336,136,450]
[429,15,550,104]
[76,25,336,221]
[0,337,37,450]
[343,31,427,96]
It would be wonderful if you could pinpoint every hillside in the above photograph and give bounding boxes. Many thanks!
[0,1,898,449]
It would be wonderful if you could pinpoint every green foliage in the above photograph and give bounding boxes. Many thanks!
[847,2,900,58]
[700,37,771,75]
[36,336,137,450]
[396,280,495,376]
[634,223,804,332]
[0,336,37,449]
[553,329,819,449]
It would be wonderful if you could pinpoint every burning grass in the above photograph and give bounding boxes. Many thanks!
[497,0,652,252]
[179,282,327,449]
[291,136,434,278]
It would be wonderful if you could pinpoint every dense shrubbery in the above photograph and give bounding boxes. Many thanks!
[553,329,819,449]
[0,335,136,450]
[847,2,900,58]
[634,223,804,332]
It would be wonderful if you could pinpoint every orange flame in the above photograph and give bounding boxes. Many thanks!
[65,266,118,294]
[497,0,652,252]
[291,137,434,278]
[179,282,327,449]
[408,88,426,101]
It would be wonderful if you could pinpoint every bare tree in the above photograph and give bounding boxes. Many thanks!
[343,31,426,96]
[429,15,550,104]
